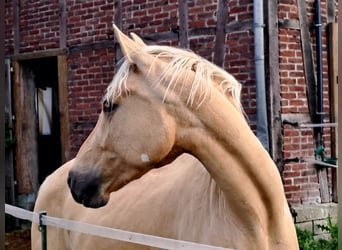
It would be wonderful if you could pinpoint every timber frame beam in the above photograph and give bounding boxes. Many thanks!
[265,1,283,172]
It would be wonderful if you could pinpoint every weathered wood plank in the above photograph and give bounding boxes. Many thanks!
[297,0,317,124]
[266,0,283,171]
[68,22,253,54]
[13,0,19,54]
[328,22,338,202]
[278,19,300,30]
[317,168,330,202]
[59,0,67,48]
[278,18,329,30]
[326,0,336,23]
[140,21,253,42]
[11,48,67,61]
[213,0,228,67]
[177,0,189,48]
[58,55,71,163]
[13,61,39,194]
[69,41,113,54]
[297,0,330,202]
[114,0,123,68]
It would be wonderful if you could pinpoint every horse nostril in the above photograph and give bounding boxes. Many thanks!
[67,171,75,189]
[67,174,71,187]
[66,170,106,207]
[67,171,86,204]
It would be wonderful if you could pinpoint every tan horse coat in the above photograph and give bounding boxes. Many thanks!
[32,27,298,249]
[32,154,238,249]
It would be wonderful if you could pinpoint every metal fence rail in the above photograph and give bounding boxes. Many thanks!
[5,204,232,250]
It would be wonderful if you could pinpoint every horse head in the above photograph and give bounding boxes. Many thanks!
[67,25,242,208]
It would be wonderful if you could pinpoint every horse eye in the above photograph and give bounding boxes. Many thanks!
[103,100,118,113]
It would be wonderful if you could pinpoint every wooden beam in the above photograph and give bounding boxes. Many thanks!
[317,169,330,202]
[114,0,123,68]
[141,21,253,43]
[278,19,300,30]
[69,22,252,53]
[114,0,122,31]
[69,41,113,54]
[13,61,39,194]
[328,22,338,202]
[59,0,67,48]
[278,18,328,30]
[11,48,68,61]
[13,0,19,54]
[297,0,317,124]
[266,0,283,172]
[326,0,336,23]
[213,0,228,67]
[58,55,71,163]
[177,0,189,48]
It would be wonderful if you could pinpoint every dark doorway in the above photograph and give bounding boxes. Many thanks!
[21,57,62,184]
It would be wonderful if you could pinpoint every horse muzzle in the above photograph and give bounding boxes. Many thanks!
[67,170,108,208]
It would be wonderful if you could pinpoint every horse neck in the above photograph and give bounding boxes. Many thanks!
[177,88,296,248]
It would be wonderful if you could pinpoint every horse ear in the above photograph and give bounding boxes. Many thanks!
[130,32,146,47]
[113,24,144,63]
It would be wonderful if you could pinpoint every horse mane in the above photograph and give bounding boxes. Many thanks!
[105,45,242,111]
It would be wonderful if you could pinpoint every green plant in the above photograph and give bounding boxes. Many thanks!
[296,215,338,250]
[316,215,338,249]
[296,226,321,250]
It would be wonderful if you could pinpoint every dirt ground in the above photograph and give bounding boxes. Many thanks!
[5,229,31,250]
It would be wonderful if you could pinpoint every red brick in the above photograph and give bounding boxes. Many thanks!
[4,0,335,204]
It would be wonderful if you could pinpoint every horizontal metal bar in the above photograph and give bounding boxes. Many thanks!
[5,204,232,250]
[299,123,337,128]
[302,158,338,168]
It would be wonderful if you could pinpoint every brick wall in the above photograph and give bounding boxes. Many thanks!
[4,1,14,55]
[19,1,60,53]
[5,0,338,205]
[67,48,114,151]
[66,0,116,151]
[278,0,337,205]
[67,1,114,47]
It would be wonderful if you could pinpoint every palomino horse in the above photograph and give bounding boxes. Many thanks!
[32,26,298,249]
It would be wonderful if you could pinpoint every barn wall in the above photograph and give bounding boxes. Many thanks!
[278,0,338,205]
[4,0,338,205]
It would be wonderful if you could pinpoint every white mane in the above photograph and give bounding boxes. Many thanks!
[105,45,242,111]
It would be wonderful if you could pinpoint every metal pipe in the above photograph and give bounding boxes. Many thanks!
[253,0,269,151]
[315,0,324,145]
[299,122,337,128]
[282,120,337,128]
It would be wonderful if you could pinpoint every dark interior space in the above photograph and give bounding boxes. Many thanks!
[22,57,62,184]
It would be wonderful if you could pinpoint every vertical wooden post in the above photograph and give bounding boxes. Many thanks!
[13,61,39,195]
[13,0,19,54]
[265,1,283,172]
[213,0,228,67]
[58,55,71,162]
[326,0,336,23]
[114,0,123,69]
[59,0,67,49]
[328,22,338,202]
[178,0,189,49]
[298,0,329,202]
[297,0,317,124]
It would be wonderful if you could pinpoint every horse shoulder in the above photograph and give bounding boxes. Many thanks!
[32,159,75,250]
